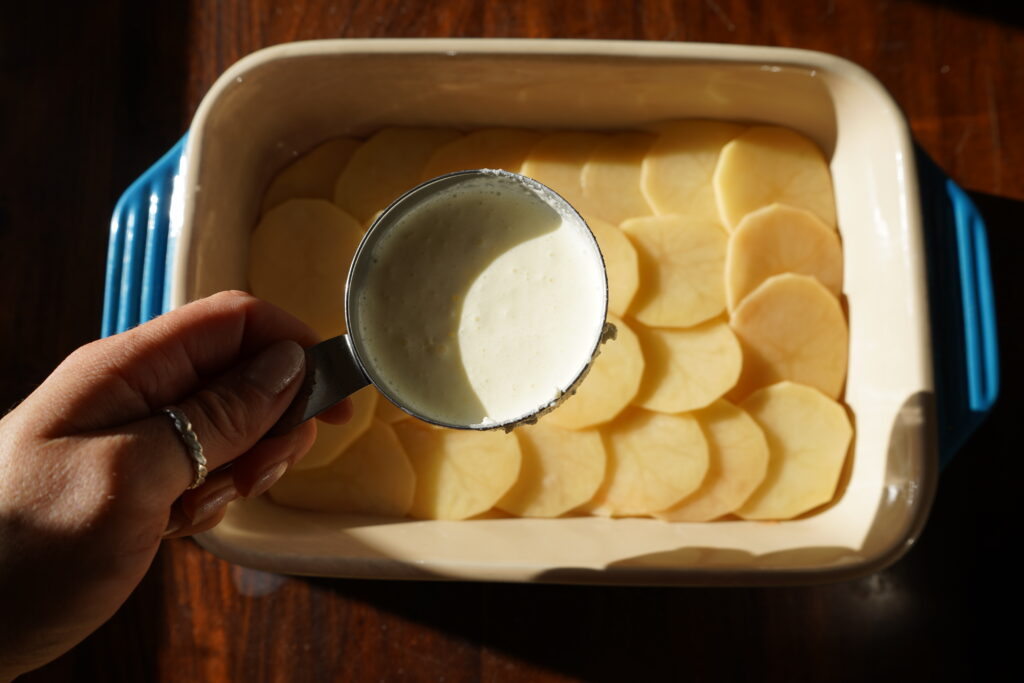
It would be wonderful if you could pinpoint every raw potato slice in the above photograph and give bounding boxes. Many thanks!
[375,390,412,424]
[621,215,728,327]
[726,203,843,311]
[363,210,383,232]
[584,216,639,317]
[581,132,656,225]
[588,409,709,517]
[736,382,852,520]
[520,131,605,213]
[421,128,542,179]
[269,420,415,517]
[730,273,848,400]
[641,120,745,221]
[260,137,361,214]
[546,315,644,430]
[333,127,461,223]
[292,386,379,471]
[394,421,521,520]
[248,199,362,339]
[714,126,836,229]
[496,421,606,518]
[633,319,742,413]
[654,400,769,522]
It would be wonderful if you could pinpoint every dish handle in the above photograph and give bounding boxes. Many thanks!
[102,134,189,337]
[916,148,1000,468]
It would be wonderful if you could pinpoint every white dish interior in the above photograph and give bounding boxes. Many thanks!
[177,39,936,584]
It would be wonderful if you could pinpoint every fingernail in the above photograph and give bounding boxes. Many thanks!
[248,461,288,498]
[162,517,183,538]
[191,485,239,525]
[243,340,305,395]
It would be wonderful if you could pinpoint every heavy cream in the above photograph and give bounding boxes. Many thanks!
[351,172,607,428]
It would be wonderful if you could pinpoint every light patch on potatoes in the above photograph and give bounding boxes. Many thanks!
[393,421,521,520]
[621,215,728,328]
[736,383,852,520]
[726,203,843,312]
[546,315,645,430]
[714,126,836,230]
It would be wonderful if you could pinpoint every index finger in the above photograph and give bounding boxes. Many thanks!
[34,291,323,436]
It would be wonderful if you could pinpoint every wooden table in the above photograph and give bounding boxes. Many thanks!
[4,1,1020,680]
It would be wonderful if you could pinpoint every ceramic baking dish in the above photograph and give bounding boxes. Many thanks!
[103,39,999,585]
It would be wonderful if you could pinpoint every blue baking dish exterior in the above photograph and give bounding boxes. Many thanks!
[102,138,999,466]
[102,134,188,339]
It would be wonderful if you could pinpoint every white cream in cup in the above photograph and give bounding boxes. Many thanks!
[273,170,609,432]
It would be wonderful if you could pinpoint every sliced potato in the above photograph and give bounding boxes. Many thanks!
[374,390,412,424]
[363,209,383,232]
[260,137,361,214]
[726,203,843,312]
[248,199,362,339]
[621,215,728,327]
[633,319,742,413]
[654,400,769,522]
[736,382,852,520]
[584,216,639,317]
[333,127,461,223]
[588,409,709,517]
[546,314,644,430]
[496,421,606,518]
[421,128,542,179]
[393,421,521,520]
[581,132,656,225]
[730,273,848,400]
[640,120,745,221]
[520,131,606,213]
[714,126,836,229]
[292,386,379,471]
[269,420,415,517]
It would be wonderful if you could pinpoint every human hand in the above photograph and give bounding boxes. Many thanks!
[0,291,350,679]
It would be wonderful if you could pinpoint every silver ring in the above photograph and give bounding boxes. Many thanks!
[160,406,208,490]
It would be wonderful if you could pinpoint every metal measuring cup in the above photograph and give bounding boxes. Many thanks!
[270,170,611,434]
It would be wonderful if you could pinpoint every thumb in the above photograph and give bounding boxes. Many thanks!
[122,339,308,498]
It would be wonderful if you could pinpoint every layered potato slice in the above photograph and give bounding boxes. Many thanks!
[393,421,521,520]
[654,400,769,522]
[260,137,361,214]
[730,273,848,400]
[333,127,461,223]
[255,121,853,525]
[421,128,542,179]
[291,386,379,471]
[587,409,709,517]
[581,131,656,225]
[496,421,606,518]
[621,215,728,328]
[520,131,606,213]
[726,203,843,312]
[248,199,363,339]
[736,382,853,520]
[375,390,413,424]
[714,126,836,230]
[641,120,745,222]
[269,420,415,517]
[545,315,644,430]
[584,216,639,317]
[633,319,742,414]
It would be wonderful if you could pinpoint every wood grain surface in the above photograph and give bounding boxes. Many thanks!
[3,1,1021,681]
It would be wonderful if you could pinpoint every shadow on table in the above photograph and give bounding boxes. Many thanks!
[11,0,189,678]
[914,0,1024,27]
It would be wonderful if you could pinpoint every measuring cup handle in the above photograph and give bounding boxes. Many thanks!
[268,334,370,436]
